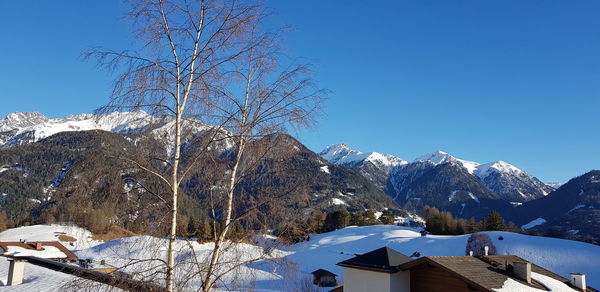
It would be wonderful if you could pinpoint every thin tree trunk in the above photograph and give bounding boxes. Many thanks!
[202,50,253,292]
[166,110,181,292]
[202,137,244,292]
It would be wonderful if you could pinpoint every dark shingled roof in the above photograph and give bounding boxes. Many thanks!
[398,255,597,292]
[312,268,337,277]
[336,247,412,272]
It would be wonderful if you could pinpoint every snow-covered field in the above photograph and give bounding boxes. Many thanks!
[0,224,598,291]
[286,225,600,288]
[0,224,101,250]
[0,224,110,291]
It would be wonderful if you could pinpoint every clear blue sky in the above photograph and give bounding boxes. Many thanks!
[1,1,599,183]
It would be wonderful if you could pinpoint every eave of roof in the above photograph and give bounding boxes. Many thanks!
[336,247,411,273]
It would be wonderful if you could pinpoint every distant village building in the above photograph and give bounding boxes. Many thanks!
[0,240,163,290]
[0,241,78,286]
[312,268,338,287]
[335,246,595,292]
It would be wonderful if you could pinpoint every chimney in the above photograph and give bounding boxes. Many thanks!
[469,250,473,256]
[484,246,489,256]
[35,242,43,250]
[571,273,586,291]
[512,262,531,284]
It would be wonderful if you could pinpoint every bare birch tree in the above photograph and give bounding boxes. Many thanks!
[86,0,324,291]
[197,15,325,291]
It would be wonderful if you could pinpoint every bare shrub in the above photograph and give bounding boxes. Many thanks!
[465,232,497,256]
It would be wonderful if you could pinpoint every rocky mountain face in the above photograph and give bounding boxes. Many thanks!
[410,151,553,204]
[513,170,600,242]
[387,159,511,219]
[476,161,553,202]
[319,143,407,190]
[321,146,554,219]
[0,112,401,233]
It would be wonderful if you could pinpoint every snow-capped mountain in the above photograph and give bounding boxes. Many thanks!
[320,143,407,168]
[0,111,236,157]
[0,112,49,132]
[414,150,480,174]
[319,143,407,190]
[475,161,554,202]
[0,111,162,146]
[387,157,505,219]
[414,151,554,203]
[320,145,555,218]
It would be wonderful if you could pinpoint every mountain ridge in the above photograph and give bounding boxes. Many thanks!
[321,144,554,204]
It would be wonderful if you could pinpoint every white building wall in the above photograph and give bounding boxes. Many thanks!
[390,270,411,292]
[343,267,391,292]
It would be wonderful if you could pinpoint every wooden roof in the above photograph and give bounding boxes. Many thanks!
[398,255,596,292]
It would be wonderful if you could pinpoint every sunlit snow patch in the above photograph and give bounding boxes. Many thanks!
[493,272,577,291]
[331,198,347,206]
[521,218,547,230]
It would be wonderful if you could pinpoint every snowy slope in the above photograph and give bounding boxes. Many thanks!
[0,260,118,291]
[0,224,112,291]
[0,224,599,291]
[0,224,102,250]
[285,225,600,289]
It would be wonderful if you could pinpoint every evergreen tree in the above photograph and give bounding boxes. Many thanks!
[362,210,377,225]
[484,210,505,231]
[324,209,350,231]
[379,210,395,225]
[349,212,365,226]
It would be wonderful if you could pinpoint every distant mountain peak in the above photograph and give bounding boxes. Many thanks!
[0,112,49,132]
[414,150,480,174]
[320,143,406,167]
[475,160,525,180]
[415,150,453,164]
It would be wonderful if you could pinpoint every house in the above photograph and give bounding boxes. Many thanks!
[0,241,78,286]
[337,247,412,292]
[336,246,596,292]
[0,241,78,260]
[312,268,338,287]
